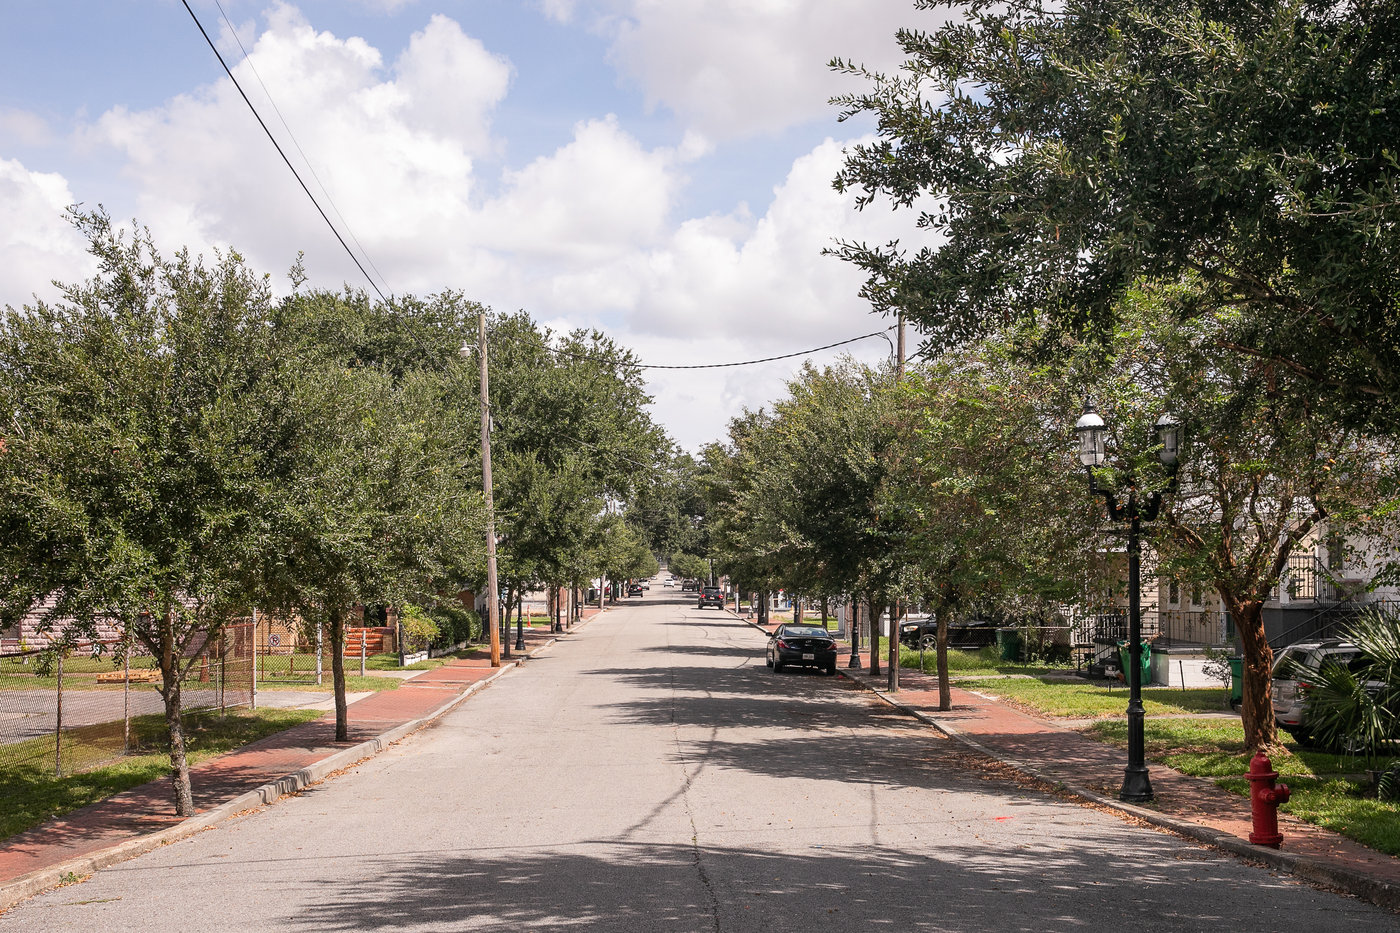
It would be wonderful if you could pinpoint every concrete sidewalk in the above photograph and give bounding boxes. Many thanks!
[0,607,605,911]
[743,612,1400,911]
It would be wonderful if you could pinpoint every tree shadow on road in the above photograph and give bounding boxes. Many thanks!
[286,835,1340,933]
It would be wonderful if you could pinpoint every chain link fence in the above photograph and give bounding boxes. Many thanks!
[0,622,253,777]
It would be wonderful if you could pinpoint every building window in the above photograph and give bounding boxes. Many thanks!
[1168,579,1181,606]
[1190,584,1203,607]
[1327,534,1345,573]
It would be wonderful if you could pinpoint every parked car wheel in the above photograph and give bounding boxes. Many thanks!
[918,633,937,650]
[773,658,785,673]
[825,660,837,676]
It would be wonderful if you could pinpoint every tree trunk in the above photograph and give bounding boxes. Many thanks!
[1227,596,1280,752]
[936,606,951,711]
[868,596,880,676]
[159,612,194,816]
[330,605,348,742]
[821,597,829,625]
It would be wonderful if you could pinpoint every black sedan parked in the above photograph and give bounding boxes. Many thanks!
[766,624,838,675]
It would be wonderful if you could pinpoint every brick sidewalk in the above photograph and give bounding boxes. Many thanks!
[0,609,605,909]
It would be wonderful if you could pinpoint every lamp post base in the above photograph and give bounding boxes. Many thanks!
[1119,766,1154,803]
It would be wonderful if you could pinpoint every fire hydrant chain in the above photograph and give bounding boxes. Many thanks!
[1246,751,1291,848]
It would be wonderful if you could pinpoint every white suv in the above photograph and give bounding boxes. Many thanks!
[1270,639,1364,743]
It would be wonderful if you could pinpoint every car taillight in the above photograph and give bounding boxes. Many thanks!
[776,639,791,649]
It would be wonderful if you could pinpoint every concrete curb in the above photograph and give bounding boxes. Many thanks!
[839,668,1400,913]
[0,620,597,914]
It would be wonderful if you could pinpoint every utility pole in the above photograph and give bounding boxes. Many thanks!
[896,312,906,378]
[476,315,502,668]
[888,310,906,689]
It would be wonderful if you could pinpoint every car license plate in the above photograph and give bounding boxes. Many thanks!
[802,652,814,660]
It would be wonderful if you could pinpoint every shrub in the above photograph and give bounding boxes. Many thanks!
[1379,760,1400,803]
[428,606,481,649]
[398,604,439,652]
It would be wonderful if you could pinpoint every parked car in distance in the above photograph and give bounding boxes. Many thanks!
[697,586,725,610]
[681,579,699,592]
[1271,639,1366,743]
[898,617,997,650]
[627,583,645,597]
[766,624,838,675]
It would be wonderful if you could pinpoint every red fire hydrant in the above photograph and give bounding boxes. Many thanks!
[1246,751,1291,847]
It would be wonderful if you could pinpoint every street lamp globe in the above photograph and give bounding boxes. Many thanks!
[1074,399,1107,468]
[1155,413,1181,469]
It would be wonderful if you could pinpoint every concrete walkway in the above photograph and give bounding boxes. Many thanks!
[745,613,1400,911]
[0,607,606,911]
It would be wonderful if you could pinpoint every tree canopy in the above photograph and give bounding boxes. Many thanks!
[831,0,1400,427]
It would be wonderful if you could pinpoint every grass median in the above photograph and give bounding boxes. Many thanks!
[1087,718,1400,855]
[0,707,321,842]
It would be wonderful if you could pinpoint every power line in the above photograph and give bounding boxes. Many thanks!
[210,0,392,296]
[180,0,389,302]
[551,326,897,371]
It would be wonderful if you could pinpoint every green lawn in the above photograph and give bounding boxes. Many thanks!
[1087,718,1400,855]
[258,674,403,693]
[0,654,158,675]
[0,707,320,841]
[956,676,1229,718]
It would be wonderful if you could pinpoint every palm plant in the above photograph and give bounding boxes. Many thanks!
[1304,609,1400,760]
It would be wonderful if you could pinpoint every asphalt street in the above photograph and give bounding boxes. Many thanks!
[3,590,1395,932]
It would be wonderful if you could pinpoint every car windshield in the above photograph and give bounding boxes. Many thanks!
[703,587,721,595]
[1272,646,1361,679]
[782,626,830,638]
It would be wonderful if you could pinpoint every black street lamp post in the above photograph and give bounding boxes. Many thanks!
[1074,400,1180,803]
[848,598,862,669]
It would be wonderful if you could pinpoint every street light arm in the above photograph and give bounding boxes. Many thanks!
[1087,469,1126,522]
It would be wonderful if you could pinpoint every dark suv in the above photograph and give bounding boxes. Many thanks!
[697,586,725,610]
[898,617,997,650]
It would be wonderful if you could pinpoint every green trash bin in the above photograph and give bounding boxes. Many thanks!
[1228,657,1244,707]
[997,627,1021,662]
[1117,640,1152,685]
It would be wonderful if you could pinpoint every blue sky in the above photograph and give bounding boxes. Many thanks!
[0,0,947,451]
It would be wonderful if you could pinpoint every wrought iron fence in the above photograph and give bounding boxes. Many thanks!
[1153,609,1228,647]
[0,622,252,778]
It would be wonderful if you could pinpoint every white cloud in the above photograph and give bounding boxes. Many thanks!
[78,5,506,295]
[393,14,512,153]
[2,6,932,451]
[0,109,56,148]
[540,136,916,340]
[478,115,686,260]
[580,0,950,140]
[0,158,92,309]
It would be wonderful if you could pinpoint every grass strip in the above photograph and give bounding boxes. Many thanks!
[1086,718,1400,855]
[956,676,1230,718]
[0,707,320,842]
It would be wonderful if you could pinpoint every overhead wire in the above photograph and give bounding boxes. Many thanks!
[549,325,899,371]
[179,0,390,302]
[210,0,392,296]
